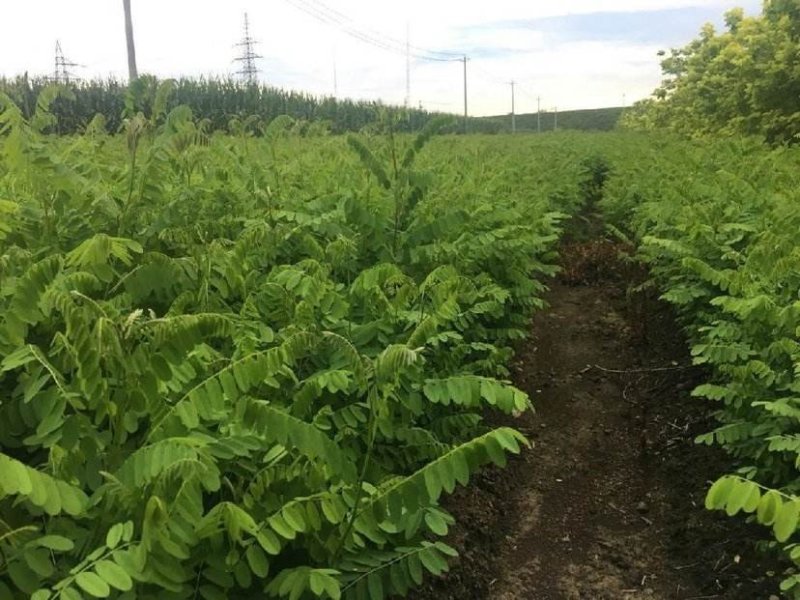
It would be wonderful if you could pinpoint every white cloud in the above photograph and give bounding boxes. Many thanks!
[0,0,753,115]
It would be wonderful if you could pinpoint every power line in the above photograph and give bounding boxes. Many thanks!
[464,67,544,119]
[515,83,542,113]
[300,0,461,60]
[233,4,569,120]
[470,62,508,87]
[307,0,461,58]
[471,68,536,102]
[282,0,460,62]
[234,13,262,83]
[284,0,402,56]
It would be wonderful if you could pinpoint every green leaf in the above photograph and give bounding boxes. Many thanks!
[724,478,748,516]
[150,354,173,381]
[268,515,296,540]
[1,455,33,494]
[361,428,524,521]
[105,524,124,550]
[419,547,447,575]
[309,572,326,595]
[424,512,448,536]
[742,483,761,513]
[0,453,88,516]
[282,505,306,533]
[75,572,111,598]
[34,535,74,552]
[234,560,253,589]
[780,575,800,592]
[24,548,54,577]
[199,585,227,600]
[434,541,458,557]
[243,401,357,483]
[407,554,423,585]
[94,560,133,591]
[324,575,342,600]
[60,587,84,600]
[257,529,282,555]
[289,572,306,600]
[367,572,383,600]
[757,491,782,526]
[121,521,134,542]
[246,544,269,578]
[705,476,734,511]
[8,558,40,593]
[774,500,799,543]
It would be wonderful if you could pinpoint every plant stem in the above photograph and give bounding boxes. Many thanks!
[331,387,379,561]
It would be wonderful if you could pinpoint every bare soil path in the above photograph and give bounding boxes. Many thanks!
[412,238,779,600]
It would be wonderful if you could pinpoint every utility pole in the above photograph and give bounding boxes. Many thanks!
[509,80,516,134]
[235,13,262,84]
[53,41,79,84]
[462,55,468,134]
[554,106,558,131]
[333,60,338,97]
[333,48,338,97]
[122,0,138,81]
[405,23,410,110]
[537,96,541,133]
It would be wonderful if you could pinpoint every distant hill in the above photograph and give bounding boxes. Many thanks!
[475,107,624,133]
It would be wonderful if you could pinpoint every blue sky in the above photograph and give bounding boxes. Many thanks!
[479,4,761,47]
[0,0,764,115]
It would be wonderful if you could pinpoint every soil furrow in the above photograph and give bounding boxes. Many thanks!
[413,238,779,599]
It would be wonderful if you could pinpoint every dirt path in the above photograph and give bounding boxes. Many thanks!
[487,280,691,599]
[412,238,779,600]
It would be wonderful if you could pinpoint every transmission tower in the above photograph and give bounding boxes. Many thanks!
[234,13,262,84]
[53,40,80,84]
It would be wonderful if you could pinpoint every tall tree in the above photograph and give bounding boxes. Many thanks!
[623,4,800,143]
[123,0,138,81]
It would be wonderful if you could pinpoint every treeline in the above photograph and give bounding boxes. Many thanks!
[622,0,800,143]
[0,74,477,135]
[478,107,623,133]
[0,75,617,137]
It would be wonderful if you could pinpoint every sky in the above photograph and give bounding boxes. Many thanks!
[0,0,762,116]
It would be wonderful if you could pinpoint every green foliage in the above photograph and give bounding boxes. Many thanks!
[478,107,624,133]
[623,3,800,143]
[705,476,800,596]
[0,75,450,136]
[0,88,582,597]
[600,132,800,597]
